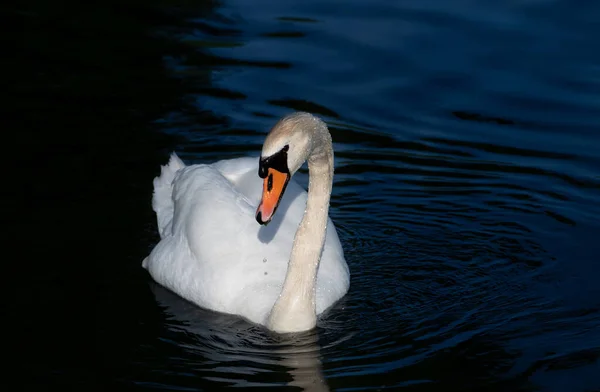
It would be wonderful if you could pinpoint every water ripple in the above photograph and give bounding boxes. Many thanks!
[141,0,600,390]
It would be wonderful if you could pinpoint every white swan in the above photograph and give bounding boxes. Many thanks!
[143,112,350,333]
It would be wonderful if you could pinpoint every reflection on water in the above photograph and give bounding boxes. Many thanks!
[149,283,330,391]
[9,0,600,390]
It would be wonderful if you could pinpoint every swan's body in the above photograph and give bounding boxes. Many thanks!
[143,112,350,333]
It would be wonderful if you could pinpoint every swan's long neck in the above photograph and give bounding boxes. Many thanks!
[267,132,333,333]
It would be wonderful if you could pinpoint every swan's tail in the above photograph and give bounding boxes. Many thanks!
[152,152,186,239]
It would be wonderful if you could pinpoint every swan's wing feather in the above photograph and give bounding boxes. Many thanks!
[144,157,349,325]
[152,153,186,238]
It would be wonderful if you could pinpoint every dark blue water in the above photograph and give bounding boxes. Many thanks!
[8,0,600,390]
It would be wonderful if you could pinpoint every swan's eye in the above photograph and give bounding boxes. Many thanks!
[282,145,289,152]
[267,173,273,192]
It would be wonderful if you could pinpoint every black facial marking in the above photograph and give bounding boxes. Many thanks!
[267,173,273,192]
[258,144,290,178]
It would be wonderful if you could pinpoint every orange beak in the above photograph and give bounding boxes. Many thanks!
[256,167,290,225]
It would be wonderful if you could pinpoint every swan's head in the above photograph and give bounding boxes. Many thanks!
[255,112,325,225]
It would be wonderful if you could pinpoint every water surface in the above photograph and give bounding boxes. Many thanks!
[8,0,600,390]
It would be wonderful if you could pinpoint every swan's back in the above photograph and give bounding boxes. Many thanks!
[143,154,349,326]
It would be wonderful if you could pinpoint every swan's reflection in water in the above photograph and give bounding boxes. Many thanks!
[149,282,330,391]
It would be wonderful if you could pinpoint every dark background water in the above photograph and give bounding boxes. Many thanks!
[7,0,600,390]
